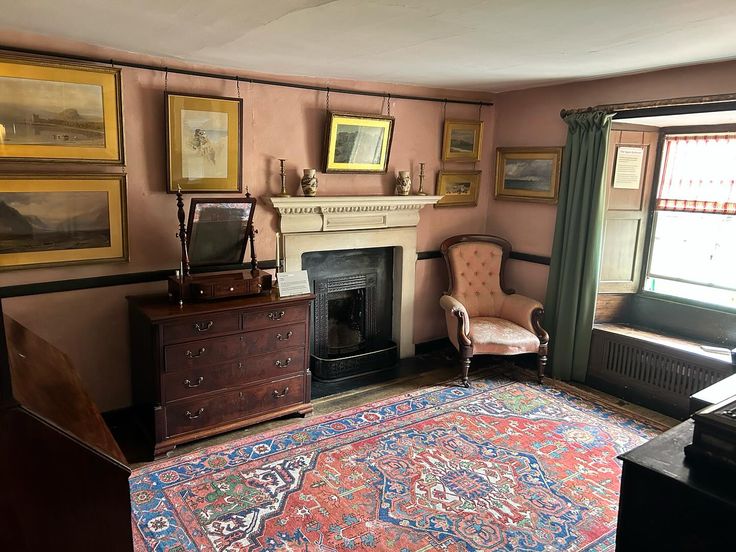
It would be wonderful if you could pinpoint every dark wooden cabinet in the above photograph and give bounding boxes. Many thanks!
[128,292,314,456]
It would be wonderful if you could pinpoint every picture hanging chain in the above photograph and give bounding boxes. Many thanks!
[326,87,330,113]
[387,93,391,117]
[236,76,241,99]
[478,103,482,120]
[164,67,168,94]
[475,103,482,169]
[441,99,447,171]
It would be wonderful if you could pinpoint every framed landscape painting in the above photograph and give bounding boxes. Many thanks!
[0,175,128,270]
[435,170,481,207]
[166,93,242,193]
[0,56,123,162]
[442,119,483,162]
[495,147,562,203]
[323,112,394,173]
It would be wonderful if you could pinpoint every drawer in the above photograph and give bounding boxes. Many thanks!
[164,333,244,373]
[162,312,240,344]
[165,388,245,437]
[243,323,306,356]
[245,347,306,382]
[162,360,247,402]
[243,374,305,417]
[243,303,308,331]
[164,374,305,438]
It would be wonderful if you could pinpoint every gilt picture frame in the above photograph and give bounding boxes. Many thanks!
[0,175,128,270]
[166,92,242,193]
[0,56,123,163]
[442,119,483,162]
[323,111,394,173]
[495,147,562,203]
[435,170,481,207]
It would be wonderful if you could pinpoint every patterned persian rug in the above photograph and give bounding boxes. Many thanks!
[130,376,659,551]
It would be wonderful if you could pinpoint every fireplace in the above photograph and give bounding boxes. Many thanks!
[269,195,441,367]
[303,248,397,380]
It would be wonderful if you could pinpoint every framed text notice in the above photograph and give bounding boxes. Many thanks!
[613,146,645,189]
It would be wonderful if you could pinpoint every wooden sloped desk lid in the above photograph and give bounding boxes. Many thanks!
[3,315,128,467]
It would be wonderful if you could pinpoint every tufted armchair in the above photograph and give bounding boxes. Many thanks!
[439,235,549,387]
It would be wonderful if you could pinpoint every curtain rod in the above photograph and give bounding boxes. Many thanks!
[0,44,492,108]
[560,92,736,118]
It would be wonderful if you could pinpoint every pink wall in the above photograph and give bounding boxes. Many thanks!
[487,59,736,301]
[0,31,494,410]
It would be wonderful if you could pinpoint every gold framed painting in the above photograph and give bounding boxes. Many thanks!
[0,175,128,270]
[0,56,123,163]
[435,170,481,207]
[323,111,394,173]
[495,147,562,203]
[442,119,483,162]
[166,93,242,193]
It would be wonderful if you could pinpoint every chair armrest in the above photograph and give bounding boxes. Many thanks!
[440,294,471,346]
[499,293,543,335]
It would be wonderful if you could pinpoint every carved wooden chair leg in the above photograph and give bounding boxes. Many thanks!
[537,351,547,383]
[461,357,471,388]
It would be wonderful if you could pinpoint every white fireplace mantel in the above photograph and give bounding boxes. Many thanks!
[268,195,441,359]
[269,195,441,233]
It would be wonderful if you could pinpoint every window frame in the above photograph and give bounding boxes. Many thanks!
[638,123,736,314]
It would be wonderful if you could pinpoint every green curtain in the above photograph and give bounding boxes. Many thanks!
[544,111,612,381]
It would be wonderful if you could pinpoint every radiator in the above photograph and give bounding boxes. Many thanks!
[587,326,734,419]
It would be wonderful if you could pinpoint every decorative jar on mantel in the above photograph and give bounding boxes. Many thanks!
[395,171,411,196]
[301,169,318,196]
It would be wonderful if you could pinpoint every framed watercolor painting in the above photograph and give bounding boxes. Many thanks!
[442,119,483,162]
[495,147,562,203]
[435,170,481,207]
[166,93,242,193]
[0,175,128,270]
[0,56,123,162]
[323,112,394,173]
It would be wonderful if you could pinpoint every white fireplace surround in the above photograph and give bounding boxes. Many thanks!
[269,195,441,359]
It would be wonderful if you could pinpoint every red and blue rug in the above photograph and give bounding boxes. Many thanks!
[130,376,659,551]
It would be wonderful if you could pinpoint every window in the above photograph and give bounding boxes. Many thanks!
[643,134,736,310]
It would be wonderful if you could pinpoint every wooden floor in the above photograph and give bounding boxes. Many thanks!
[110,346,676,469]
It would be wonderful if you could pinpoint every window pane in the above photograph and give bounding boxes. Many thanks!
[644,211,736,308]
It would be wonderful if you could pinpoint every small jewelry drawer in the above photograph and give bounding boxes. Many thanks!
[162,312,241,344]
[164,333,244,373]
[243,303,308,331]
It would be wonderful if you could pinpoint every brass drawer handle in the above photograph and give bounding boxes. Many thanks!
[272,387,290,399]
[193,320,213,332]
[276,331,293,341]
[183,376,204,388]
[274,357,292,368]
[185,347,206,359]
[268,310,286,321]
[185,407,204,420]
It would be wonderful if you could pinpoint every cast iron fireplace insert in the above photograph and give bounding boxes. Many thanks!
[302,247,397,381]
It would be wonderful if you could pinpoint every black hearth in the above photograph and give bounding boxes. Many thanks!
[302,247,397,380]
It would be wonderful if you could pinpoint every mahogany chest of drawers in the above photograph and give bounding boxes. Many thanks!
[127,292,314,456]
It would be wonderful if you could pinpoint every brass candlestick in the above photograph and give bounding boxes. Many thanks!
[416,162,427,195]
[274,158,291,197]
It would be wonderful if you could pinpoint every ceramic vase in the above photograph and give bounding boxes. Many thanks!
[301,169,318,196]
[395,171,411,196]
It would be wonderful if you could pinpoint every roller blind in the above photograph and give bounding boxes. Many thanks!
[657,134,736,215]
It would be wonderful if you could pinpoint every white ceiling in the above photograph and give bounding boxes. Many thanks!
[2,0,736,92]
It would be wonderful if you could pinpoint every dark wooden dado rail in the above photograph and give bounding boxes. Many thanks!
[0,251,550,300]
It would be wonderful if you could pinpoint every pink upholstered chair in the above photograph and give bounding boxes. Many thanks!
[439,235,549,387]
